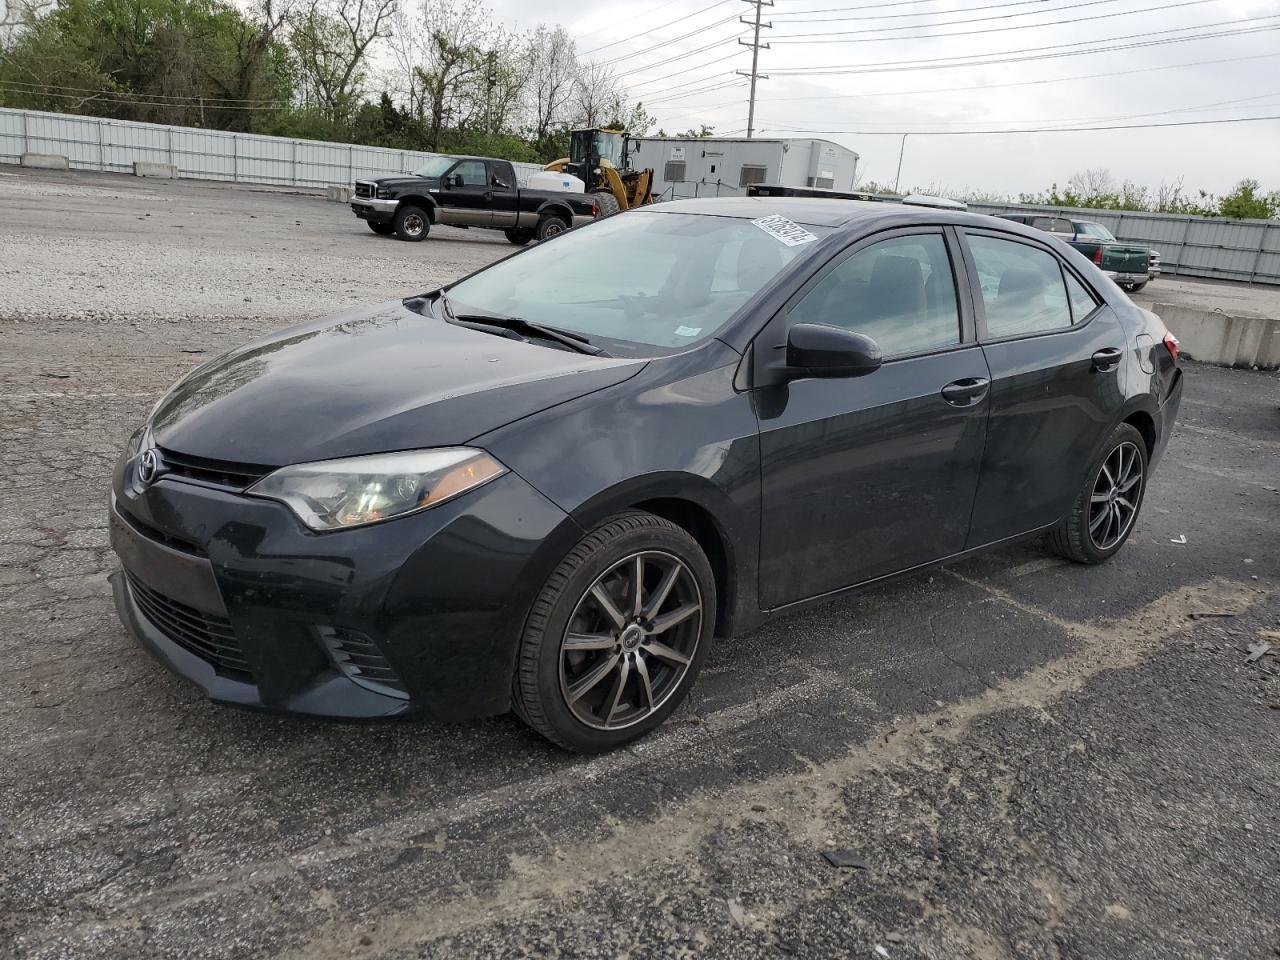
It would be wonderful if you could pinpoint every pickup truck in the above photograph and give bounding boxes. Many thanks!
[351,155,599,245]
[999,214,1158,292]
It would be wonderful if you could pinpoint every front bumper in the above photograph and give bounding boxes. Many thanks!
[109,459,580,720]
[351,197,398,223]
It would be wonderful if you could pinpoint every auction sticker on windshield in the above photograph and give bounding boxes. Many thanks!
[752,215,819,247]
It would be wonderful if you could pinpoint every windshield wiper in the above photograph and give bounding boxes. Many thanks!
[438,292,607,356]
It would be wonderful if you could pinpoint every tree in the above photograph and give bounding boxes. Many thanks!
[290,0,397,125]
[572,59,622,128]
[1217,178,1280,220]
[525,24,575,143]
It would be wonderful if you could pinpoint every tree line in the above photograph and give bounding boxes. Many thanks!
[0,0,659,162]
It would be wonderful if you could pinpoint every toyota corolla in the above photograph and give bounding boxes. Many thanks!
[109,198,1183,752]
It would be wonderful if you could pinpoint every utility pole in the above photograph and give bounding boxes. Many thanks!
[894,134,908,194]
[736,0,772,138]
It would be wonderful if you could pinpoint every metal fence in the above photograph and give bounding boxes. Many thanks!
[968,202,1280,286]
[0,106,544,189]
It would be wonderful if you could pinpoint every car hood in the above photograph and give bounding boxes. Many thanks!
[369,175,434,191]
[149,300,645,466]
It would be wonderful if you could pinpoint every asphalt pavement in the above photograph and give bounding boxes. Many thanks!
[1,167,1277,960]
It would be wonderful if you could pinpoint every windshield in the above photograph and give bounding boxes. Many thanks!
[444,211,831,355]
[1076,221,1116,242]
[412,156,456,178]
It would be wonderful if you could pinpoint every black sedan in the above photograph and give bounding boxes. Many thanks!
[109,198,1183,752]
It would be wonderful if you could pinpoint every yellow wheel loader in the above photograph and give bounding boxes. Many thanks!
[544,128,655,216]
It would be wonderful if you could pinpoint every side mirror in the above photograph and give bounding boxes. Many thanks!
[447,173,463,188]
[785,323,882,378]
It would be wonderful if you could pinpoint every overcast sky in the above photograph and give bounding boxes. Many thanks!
[483,0,1280,198]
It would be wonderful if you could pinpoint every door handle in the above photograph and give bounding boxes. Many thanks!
[1091,347,1123,372]
[940,377,990,406]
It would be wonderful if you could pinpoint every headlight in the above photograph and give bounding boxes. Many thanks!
[247,448,506,532]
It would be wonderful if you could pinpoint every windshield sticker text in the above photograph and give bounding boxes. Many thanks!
[674,326,702,337]
[751,215,819,247]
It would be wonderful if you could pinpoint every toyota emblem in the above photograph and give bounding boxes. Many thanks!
[138,448,160,485]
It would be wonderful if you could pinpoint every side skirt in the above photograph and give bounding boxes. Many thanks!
[763,521,1060,618]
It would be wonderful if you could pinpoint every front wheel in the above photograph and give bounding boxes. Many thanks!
[536,214,569,242]
[504,227,534,246]
[394,204,429,242]
[513,512,716,753]
[1046,423,1148,564]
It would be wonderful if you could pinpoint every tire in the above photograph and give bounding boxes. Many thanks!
[513,511,716,753]
[536,213,570,242]
[592,191,621,218]
[1127,281,1148,293]
[1046,423,1148,564]
[367,220,394,235]
[393,204,430,242]
[504,227,534,246]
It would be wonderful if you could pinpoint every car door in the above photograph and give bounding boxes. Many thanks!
[488,161,519,228]
[754,227,991,609]
[958,228,1128,547]
[438,159,493,227]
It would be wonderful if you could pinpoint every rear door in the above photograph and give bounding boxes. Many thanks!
[958,228,1128,546]
[755,227,991,608]
[438,159,493,227]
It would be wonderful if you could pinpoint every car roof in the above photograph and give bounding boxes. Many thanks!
[646,196,1054,240]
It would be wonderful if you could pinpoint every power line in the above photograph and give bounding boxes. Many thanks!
[611,33,747,79]
[639,73,749,102]
[766,18,1280,75]
[569,0,692,43]
[581,0,736,56]
[770,0,1219,42]
[758,113,1280,135]
[770,0,1069,19]
[771,0,1121,23]
[753,51,1280,102]
[0,78,290,105]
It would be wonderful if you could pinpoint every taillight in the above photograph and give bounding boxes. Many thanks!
[592,201,599,217]
[1163,332,1180,361]
[1093,247,1104,265]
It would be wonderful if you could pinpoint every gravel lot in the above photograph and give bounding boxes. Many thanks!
[2,168,1278,960]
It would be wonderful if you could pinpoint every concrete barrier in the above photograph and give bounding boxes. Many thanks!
[133,161,178,178]
[325,185,352,202]
[20,152,69,170]
[1151,303,1279,370]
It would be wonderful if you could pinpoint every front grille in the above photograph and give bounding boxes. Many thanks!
[157,447,271,491]
[316,626,409,699]
[126,573,252,681]
[354,181,375,199]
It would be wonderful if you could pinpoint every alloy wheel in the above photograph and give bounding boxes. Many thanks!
[558,550,703,731]
[1088,440,1143,550]
[403,213,425,237]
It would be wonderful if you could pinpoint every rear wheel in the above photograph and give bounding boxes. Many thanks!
[367,220,394,235]
[1046,423,1148,564]
[536,214,569,242]
[393,204,429,242]
[513,512,715,753]
[592,191,621,218]
[504,227,534,246]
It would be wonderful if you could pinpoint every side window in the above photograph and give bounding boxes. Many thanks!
[1065,270,1099,323]
[788,233,961,356]
[452,160,486,186]
[968,235,1073,339]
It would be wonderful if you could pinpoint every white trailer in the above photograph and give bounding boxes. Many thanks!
[629,137,859,201]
